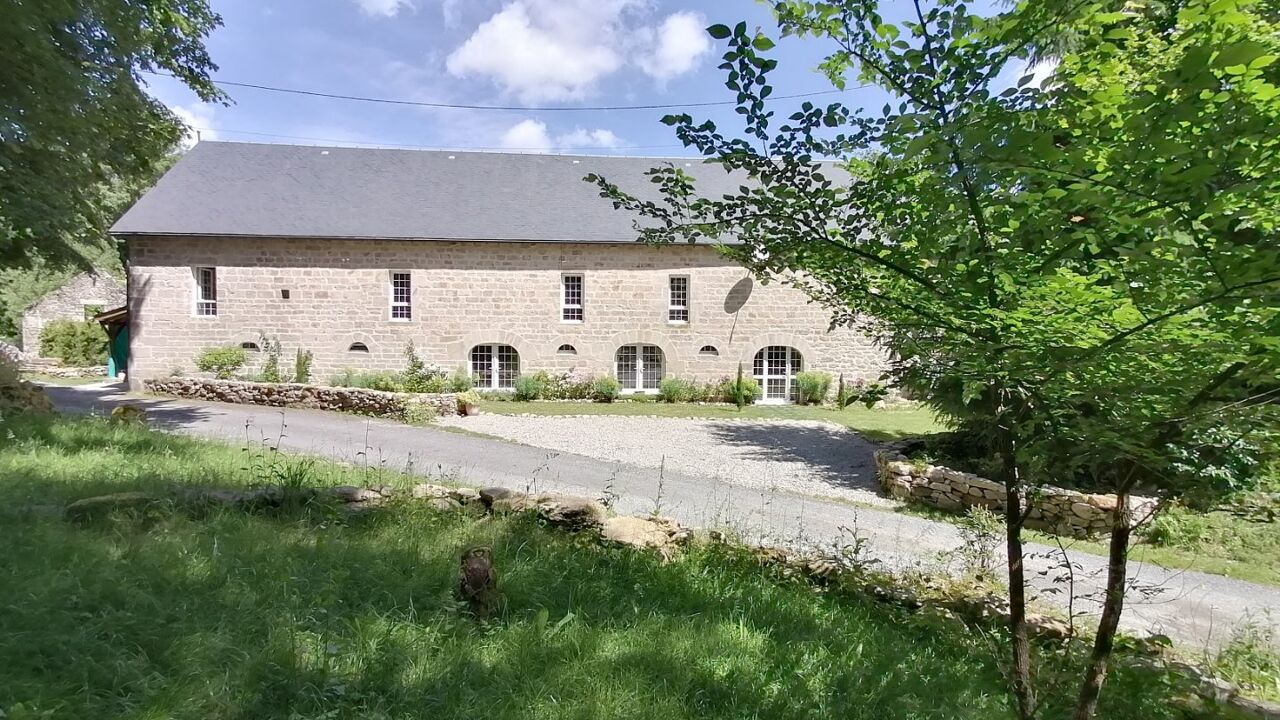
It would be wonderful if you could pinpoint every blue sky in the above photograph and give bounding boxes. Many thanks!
[147,0,1018,156]
[148,0,1000,156]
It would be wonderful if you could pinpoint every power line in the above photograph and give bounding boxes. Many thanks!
[145,70,872,112]
[198,126,691,152]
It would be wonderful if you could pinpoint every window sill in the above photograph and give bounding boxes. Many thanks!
[389,318,413,323]
[667,320,689,326]
[560,319,584,325]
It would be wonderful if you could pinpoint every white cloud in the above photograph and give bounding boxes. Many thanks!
[499,119,623,152]
[500,119,554,152]
[446,0,707,102]
[637,12,711,82]
[447,0,635,102]
[354,0,413,17]
[556,127,622,149]
[170,103,218,149]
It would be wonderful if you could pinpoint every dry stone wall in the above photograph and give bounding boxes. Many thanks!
[145,377,458,418]
[875,450,1157,537]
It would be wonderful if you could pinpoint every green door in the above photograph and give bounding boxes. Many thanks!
[108,327,129,377]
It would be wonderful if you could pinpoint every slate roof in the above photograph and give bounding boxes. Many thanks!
[111,141,756,243]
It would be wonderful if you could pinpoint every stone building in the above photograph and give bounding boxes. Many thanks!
[112,141,887,401]
[21,272,125,358]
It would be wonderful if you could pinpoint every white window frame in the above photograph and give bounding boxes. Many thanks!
[753,346,803,404]
[561,273,584,323]
[193,266,217,317]
[470,344,520,390]
[668,275,689,324]
[615,343,664,394]
[390,271,412,321]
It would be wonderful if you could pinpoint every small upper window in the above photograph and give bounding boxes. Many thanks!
[241,341,260,351]
[390,271,412,320]
[348,342,370,353]
[557,344,577,355]
[194,266,217,316]
[562,274,584,322]
[698,345,718,356]
[668,275,689,323]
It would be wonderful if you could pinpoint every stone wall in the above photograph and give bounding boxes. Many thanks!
[21,272,125,357]
[875,450,1157,537]
[125,236,888,391]
[145,377,458,418]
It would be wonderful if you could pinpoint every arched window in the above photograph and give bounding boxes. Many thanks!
[698,345,719,357]
[470,344,520,390]
[348,342,370,353]
[240,341,260,351]
[615,344,664,393]
[557,344,577,355]
[753,346,802,402]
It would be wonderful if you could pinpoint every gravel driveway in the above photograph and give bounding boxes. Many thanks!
[441,414,895,507]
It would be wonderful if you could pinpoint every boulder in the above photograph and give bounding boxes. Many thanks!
[410,483,453,500]
[491,493,539,514]
[1025,613,1073,641]
[426,497,462,512]
[479,486,518,506]
[536,495,606,531]
[449,487,483,506]
[601,515,689,550]
[65,492,159,522]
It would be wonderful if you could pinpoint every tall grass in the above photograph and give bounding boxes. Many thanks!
[0,412,1235,719]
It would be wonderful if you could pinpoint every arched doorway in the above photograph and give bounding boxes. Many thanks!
[470,344,520,390]
[615,344,665,393]
[753,346,802,403]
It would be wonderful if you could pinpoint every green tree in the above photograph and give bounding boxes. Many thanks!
[591,1,1279,717]
[0,0,224,266]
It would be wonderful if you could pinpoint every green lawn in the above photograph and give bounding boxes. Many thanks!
[22,372,105,386]
[1031,510,1280,587]
[1,411,1250,719]
[477,400,945,441]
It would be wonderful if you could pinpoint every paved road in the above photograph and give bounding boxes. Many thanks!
[45,382,1280,651]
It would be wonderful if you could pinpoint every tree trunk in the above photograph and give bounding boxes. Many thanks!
[1004,478,1038,720]
[1072,489,1133,720]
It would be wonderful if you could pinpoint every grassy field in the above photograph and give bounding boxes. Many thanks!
[22,372,105,386]
[476,399,945,441]
[1,410,1256,719]
[1032,506,1280,587]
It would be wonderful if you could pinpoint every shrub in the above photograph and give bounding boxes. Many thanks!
[39,320,107,366]
[561,370,597,400]
[401,341,443,393]
[724,364,759,408]
[402,399,438,425]
[514,374,544,401]
[294,348,313,384]
[591,376,621,403]
[837,376,890,410]
[259,335,282,383]
[331,369,401,392]
[426,375,453,393]
[1142,505,1214,549]
[195,346,248,379]
[795,371,832,405]
[447,369,473,392]
[455,389,481,413]
[0,343,19,386]
[658,377,696,403]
